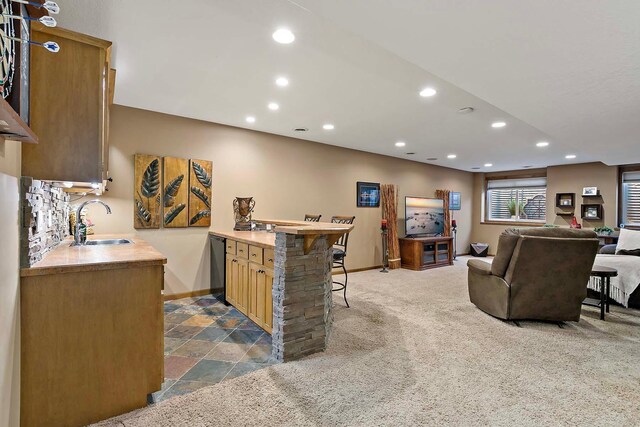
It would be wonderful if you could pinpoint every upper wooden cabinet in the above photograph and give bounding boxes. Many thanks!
[22,23,113,185]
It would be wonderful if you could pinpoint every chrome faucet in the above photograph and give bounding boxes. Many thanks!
[73,199,112,246]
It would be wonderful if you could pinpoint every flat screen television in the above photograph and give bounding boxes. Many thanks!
[405,197,445,237]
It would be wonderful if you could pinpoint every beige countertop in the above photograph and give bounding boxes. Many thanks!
[211,219,354,250]
[209,230,276,249]
[254,219,354,235]
[21,234,167,277]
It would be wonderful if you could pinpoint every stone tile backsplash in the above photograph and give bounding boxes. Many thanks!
[20,177,70,267]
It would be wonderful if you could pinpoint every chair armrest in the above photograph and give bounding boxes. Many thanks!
[599,244,617,254]
[467,259,492,276]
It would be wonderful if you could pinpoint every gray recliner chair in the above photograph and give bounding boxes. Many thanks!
[468,228,599,322]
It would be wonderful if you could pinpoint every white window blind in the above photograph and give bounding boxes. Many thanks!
[486,177,547,222]
[622,172,640,226]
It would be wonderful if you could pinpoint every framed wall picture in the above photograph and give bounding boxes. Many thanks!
[581,204,602,220]
[134,154,162,229]
[188,159,212,227]
[356,182,380,207]
[162,157,189,228]
[449,192,461,210]
[582,187,599,196]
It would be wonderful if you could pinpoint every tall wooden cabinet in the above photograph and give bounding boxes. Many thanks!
[22,23,113,186]
[225,239,274,333]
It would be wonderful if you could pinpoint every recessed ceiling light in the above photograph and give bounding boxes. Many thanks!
[447,154,457,159]
[268,102,279,111]
[395,141,406,147]
[272,28,295,44]
[275,77,289,87]
[322,124,335,130]
[565,154,577,159]
[427,157,438,161]
[484,163,493,167]
[491,121,506,128]
[419,87,437,97]
[245,116,256,123]
[536,141,550,147]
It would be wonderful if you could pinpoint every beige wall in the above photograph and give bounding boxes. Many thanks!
[470,162,619,253]
[0,139,21,427]
[89,106,474,296]
[546,162,618,229]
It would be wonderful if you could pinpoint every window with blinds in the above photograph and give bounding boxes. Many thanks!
[486,177,547,222]
[622,171,640,226]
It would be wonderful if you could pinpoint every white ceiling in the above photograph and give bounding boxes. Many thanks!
[55,0,640,172]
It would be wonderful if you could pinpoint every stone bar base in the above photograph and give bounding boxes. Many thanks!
[272,232,333,362]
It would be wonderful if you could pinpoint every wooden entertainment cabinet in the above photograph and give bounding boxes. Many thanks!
[399,236,453,270]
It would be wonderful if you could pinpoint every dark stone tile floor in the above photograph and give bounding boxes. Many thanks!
[152,294,276,402]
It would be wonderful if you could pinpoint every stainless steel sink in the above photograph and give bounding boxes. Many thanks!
[72,239,133,246]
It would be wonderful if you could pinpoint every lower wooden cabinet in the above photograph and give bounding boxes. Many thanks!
[226,240,273,333]
[20,265,164,427]
[248,262,274,333]
[237,258,250,314]
[225,254,238,305]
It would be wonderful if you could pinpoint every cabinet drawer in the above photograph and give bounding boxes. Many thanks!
[249,245,263,264]
[236,242,249,259]
[226,240,236,255]
[263,249,275,268]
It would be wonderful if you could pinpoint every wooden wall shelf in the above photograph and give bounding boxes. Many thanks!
[0,98,38,144]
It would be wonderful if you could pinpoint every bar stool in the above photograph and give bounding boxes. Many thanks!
[331,215,355,307]
[304,214,322,222]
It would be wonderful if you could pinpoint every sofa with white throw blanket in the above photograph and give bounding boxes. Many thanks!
[592,228,640,308]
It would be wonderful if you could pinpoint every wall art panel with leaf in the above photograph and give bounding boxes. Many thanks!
[188,159,212,227]
[162,157,189,228]
[134,154,162,229]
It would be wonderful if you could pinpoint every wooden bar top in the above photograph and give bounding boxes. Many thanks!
[254,219,354,235]
[21,234,167,277]
[209,230,276,249]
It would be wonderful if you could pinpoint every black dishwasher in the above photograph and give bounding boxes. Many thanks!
[209,235,227,304]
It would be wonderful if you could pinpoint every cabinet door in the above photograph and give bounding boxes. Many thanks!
[236,258,250,314]
[247,262,260,324]
[225,255,238,305]
[262,268,274,333]
[24,24,112,184]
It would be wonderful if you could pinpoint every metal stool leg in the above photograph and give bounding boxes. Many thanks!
[342,263,349,308]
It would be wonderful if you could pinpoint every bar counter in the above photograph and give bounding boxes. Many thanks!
[209,218,353,361]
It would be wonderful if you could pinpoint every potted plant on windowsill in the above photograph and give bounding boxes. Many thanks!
[507,200,525,220]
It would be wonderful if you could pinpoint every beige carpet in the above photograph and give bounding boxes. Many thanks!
[96,257,640,426]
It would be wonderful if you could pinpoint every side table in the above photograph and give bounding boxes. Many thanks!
[583,265,618,320]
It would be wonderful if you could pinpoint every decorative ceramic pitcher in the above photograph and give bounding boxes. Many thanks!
[233,197,255,231]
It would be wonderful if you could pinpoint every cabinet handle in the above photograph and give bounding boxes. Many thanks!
[239,249,244,253]
[252,254,256,257]
[268,258,273,262]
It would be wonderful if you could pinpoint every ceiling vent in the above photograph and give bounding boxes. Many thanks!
[293,127,308,132]
[458,107,475,114]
